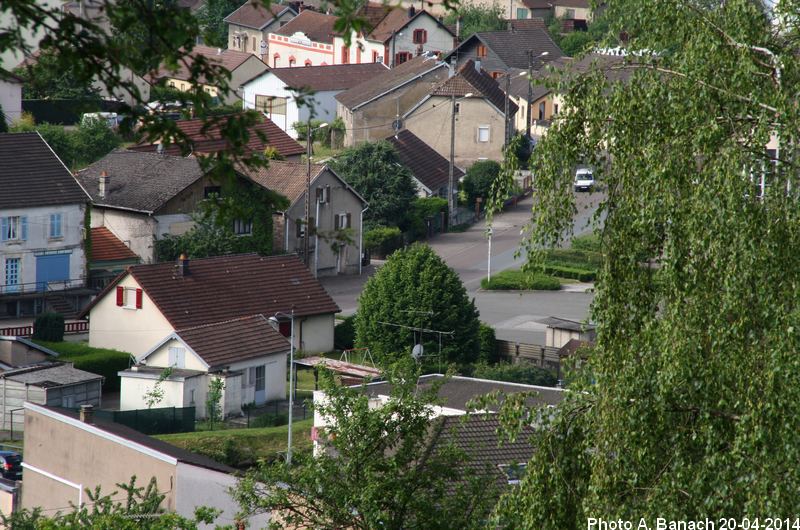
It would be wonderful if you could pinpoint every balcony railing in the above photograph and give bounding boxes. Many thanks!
[0,278,84,296]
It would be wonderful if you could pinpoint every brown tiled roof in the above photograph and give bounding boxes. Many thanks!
[241,160,325,203]
[557,338,592,359]
[224,1,295,29]
[130,114,305,158]
[386,130,462,193]
[90,227,138,262]
[274,10,338,43]
[504,54,626,101]
[335,53,446,110]
[81,254,340,325]
[431,60,518,115]
[150,45,265,84]
[0,132,90,209]
[265,63,389,92]
[506,18,546,30]
[176,314,290,369]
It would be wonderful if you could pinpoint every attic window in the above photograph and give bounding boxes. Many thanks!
[412,29,427,44]
[498,463,527,485]
[116,286,143,309]
[476,44,488,58]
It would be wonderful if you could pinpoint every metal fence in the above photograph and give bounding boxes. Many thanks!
[93,406,196,435]
[239,398,310,429]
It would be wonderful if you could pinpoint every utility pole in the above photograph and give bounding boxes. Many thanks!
[526,50,534,139]
[504,70,511,146]
[390,30,397,67]
[304,116,312,266]
[448,93,457,228]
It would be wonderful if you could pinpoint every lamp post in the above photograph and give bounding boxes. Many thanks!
[268,310,295,465]
[304,121,328,267]
[448,92,473,229]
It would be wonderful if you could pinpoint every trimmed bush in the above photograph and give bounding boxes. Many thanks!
[33,312,65,342]
[543,248,603,267]
[334,314,356,351]
[478,323,500,364]
[541,264,596,282]
[481,270,561,291]
[34,340,132,391]
[472,362,558,387]
[363,226,404,258]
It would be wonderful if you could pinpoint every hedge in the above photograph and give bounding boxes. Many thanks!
[480,270,561,291]
[33,312,65,342]
[472,362,558,387]
[34,340,132,391]
[541,264,596,282]
[363,226,404,258]
[543,248,603,268]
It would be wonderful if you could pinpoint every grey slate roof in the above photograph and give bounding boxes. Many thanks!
[76,149,206,213]
[0,132,90,209]
[363,374,564,411]
[1,362,103,388]
[430,60,518,115]
[444,28,563,70]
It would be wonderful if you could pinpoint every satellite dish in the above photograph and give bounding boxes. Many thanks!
[412,344,424,360]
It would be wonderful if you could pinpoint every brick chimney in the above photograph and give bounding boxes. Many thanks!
[79,404,94,424]
[98,170,110,199]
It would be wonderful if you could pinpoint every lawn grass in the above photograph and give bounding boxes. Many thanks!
[33,340,132,390]
[155,418,314,468]
[481,269,561,291]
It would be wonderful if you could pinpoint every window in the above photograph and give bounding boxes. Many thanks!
[1,216,26,242]
[169,81,175,88]
[516,7,529,19]
[413,29,427,44]
[553,103,559,115]
[394,51,412,65]
[316,185,330,204]
[279,20,288,27]
[476,44,488,58]
[334,212,351,229]
[296,217,315,237]
[499,463,527,485]
[252,38,256,52]
[538,101,546,120]
[341,46,350,64]
[168,346,186,368]
[255,95,287,117]
[289,57,296,67]
[190,389,196,405]
[477,126,490,143]
[305,60,312,66]
[273,53,280,67]
[49,213,63,239]
[233,219,253,235]
[204,185,221,199]
[180,83,186,90]
[4,258,20,289]
[62,395,75,408]
[565,8,576,19]
[115,286,143,309]
[372,50,380,63]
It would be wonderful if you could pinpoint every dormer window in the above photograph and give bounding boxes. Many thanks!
[116,286,143,309]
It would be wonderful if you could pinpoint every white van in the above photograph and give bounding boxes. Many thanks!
[574,167,595,192]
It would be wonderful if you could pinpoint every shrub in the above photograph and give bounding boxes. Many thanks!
[462,160,501,208]
[478,323,500,364]
[251,412,289,428]
[571,233,602,252]
[480,270,561,290]
[408,197,448,241]
[33,313,65,342]
[363,226,404,258]
[540,264,596,282]
[334,314,356,351]
[472,362,558,387]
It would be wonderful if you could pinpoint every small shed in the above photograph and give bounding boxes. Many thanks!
[0,362,103,430]
[537,317,596,348]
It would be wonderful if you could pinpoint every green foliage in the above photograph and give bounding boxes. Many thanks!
[444,1,505,40]
[540,264,595,282]
[2,476,217,528]
[205,377,225,429]
[478,322,500,364]
[334,314,356,351]
[462,160,501,208]
[249,412,289,428]
[356,244,481,365]
[293,119,328,142]
[480,269,561,290]
[0,106,6,133]
[558,30,593,56]
[35,340,132,391]
[143,367,174,409]
[233,362,498,529]
[32,313,65,342]
[472,362,558,387]
[9,118,121,170]
[496,0,800,525]
[195,0,246,47]
[362,225,404,258]
[570,233,601,252]
[408,196,448,241]
[15,48,101,100]
[329,141,417,230]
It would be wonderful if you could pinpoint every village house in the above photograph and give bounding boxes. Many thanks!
[88,227,140,290]
[22,402,269,528]
[335,53,449,146]
[267,10,339,68]
[404,60,518,168]
[79,253,340,357]
[241,62,387,137]
[225,0,297,59]
[523,0,596,30]
[241,161,368,275]
[385,129,464,198]
[0,73,22,126]
[119,314,290,415]
[0,132,92,319]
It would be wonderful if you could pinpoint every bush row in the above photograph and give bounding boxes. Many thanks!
[480,270,561,291]
[540,264,596,282]
[471,362,558,387]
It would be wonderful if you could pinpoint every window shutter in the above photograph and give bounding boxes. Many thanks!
[346,212,352,228]
[296,219,303,237]
[334,214,340,230]
[316,188,321,202]
[1,218,7,242]
[325,185,331,202]
[310,217,316,234]
[116,286,124,306]
[20,217,27,241]
[135,288,143,309]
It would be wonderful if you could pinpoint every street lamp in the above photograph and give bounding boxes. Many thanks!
[304,121,329,267]
[448,92,473,229]
[268,310,295,465]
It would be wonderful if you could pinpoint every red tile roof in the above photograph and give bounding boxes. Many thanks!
[264,63,389,92]
[431,60,518,115]
[130,114,305,158]
[81,254,340,326]
[386,130,462,193]
[90,227,138,262]
[176,314,290,369]
[241,160,325,203]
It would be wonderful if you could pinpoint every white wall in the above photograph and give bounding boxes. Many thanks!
[267,32,335,68]
[91,207,157,264]
[0,78,22,125]
[119,373,189,411]
[1,203,86,290]
[175,463,271,529]
[228,353,287,404]
[87,274,174,356]
[241,72,302,137]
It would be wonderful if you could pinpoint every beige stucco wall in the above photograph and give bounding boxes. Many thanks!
[267,32,334,68]
[405,96,508,167]
[87,274,174,356]
[0,340,50,368]
[0,488,15,519]
[22,406,178,513]
[144,337,208,371]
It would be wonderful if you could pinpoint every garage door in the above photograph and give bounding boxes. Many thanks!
[35,254,70,292]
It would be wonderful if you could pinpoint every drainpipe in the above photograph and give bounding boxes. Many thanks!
[314,198,320,277]
[358,205,368,275]
[284,212,289,252]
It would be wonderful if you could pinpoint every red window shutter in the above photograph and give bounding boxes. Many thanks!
[116,286,124,306]
[135,288,143,309]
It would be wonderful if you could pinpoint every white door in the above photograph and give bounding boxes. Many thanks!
[254,365,266,405]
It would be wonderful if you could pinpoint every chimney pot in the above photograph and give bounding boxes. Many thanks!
[98,170,110,199]
[79,404,94,424]
[177,254,190,276]
[408,5,415,18]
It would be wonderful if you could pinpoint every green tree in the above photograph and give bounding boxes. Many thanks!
[14,48,101,100]
[205,377,225,430]
[233,361,497,529]
[196,0,246,47]
[462,160,501,208]
[355,243,480,365]
[329,141,417,230]
[9,118,120,170]
[491,0,800,526]
[444,1,505,40]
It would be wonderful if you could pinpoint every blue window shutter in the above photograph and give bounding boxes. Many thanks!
[1,218,7,242]
[20,217,27,241]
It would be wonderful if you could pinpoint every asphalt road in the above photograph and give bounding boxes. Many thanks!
[321,190,604,346]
